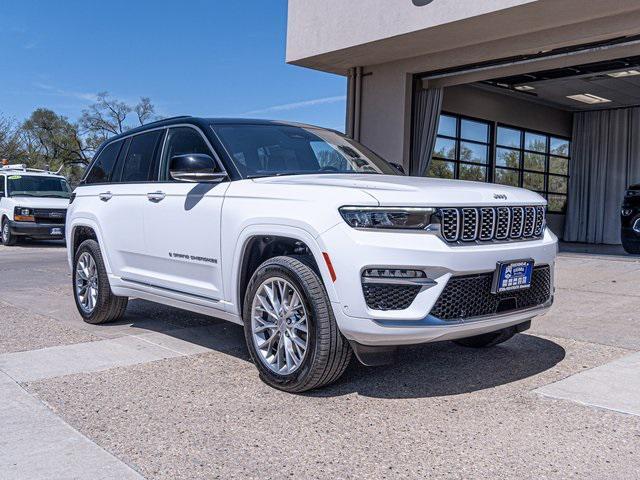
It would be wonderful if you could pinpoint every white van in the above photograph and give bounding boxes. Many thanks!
[0,164,71,245]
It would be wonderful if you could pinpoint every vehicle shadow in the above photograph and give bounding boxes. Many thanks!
[9,239,66,248]
[314,333,565,399]
[116,300,565,399]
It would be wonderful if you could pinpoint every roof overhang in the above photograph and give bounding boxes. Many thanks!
[286,0,640,75]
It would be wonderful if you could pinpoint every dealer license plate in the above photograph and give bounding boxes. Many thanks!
[492,259,533,294]
[50,227,63,236]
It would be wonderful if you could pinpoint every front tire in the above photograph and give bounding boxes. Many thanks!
[243,256,351,392]
[73,239,128,324]
[1,218,17,246]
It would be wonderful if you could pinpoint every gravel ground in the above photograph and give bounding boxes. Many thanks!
[26,334,639,480]
[0,300,100,354]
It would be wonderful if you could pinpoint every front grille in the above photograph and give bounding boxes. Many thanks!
[362,284,421,311]
[439,206,545,244]
[430,265,551,320]
[33,208,66,225]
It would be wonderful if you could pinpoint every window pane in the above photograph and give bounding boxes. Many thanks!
[550,137,570,157]
[494,168,520,187]
[525,132,547,152]
[460,142,488,164]
[549,175,568,194]
[497,127,521,148]
[524,152,546,172]
[428,159,455,179]
[549,156,568,175]
[163,127,218,179]
[461,119,489,143]
[433,137,456,159]
[523,171,545,191]
[85,140,123,184]
[548,194,567,213]
[459,164,487,182]
[119,131,164,183]
[437,115,457,137]
[496,147,521,168]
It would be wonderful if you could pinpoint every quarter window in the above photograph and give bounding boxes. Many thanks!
[117,130,164,183]
[162,127,218,180]
[84,140,123,184]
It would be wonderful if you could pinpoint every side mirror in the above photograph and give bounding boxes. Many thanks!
[390,162,406,175]
[169,154,227,183]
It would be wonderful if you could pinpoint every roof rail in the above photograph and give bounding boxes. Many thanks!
[139,115,192,128]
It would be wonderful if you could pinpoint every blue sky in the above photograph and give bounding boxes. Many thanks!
[0,0,347,131]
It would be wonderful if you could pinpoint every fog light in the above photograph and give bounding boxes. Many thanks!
[363,268,426,279]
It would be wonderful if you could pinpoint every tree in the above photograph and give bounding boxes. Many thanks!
[80,92,159,148]
[0,115,25,163]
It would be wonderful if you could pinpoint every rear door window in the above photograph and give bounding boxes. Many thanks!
[84,140,124,184]
[116,130,164,183]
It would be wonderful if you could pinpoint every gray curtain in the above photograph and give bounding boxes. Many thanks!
[564,107,640,244]
[410,87,443,176]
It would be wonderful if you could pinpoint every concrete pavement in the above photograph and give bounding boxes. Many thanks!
[0,241,639,479]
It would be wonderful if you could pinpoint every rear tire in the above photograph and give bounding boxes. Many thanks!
[453,325,517,348]
[243,256,351,392]
[1,218,17,246]
[73,239,128,324]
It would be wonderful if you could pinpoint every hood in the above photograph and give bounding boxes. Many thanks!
[8,196,70,209]
[253,174,545,207]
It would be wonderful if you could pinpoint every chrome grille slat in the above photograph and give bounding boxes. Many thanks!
[438,206,545,244]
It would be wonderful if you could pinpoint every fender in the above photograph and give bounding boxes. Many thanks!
[66,216,113,274]
[226,223,340,316]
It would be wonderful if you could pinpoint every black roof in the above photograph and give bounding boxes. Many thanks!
[103,116,335,144]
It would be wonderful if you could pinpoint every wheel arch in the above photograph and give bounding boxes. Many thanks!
[67,218,113,274]
[231,225,339,317]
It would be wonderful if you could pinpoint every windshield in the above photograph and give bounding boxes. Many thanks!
[211,124,399,178]
[7,175,71,198]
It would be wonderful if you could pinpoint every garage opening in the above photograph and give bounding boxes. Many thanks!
[412,45,640,244]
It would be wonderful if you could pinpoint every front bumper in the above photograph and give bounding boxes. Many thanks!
[320,223,557,346]
[9,221,65,239]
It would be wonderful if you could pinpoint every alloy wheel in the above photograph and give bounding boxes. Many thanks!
[75,252,99,313]
[251,277,309,375]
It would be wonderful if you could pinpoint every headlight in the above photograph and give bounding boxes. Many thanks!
[339,206,435,230]
[14,207,35,222]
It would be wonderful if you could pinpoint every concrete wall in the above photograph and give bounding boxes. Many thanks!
[287,0,640,74]
[442,85,573,137]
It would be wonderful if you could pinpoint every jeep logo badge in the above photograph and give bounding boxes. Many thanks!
[493,194,508,200]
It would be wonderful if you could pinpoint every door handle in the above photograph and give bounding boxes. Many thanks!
[98,191,112,202]
[147,191,166,203]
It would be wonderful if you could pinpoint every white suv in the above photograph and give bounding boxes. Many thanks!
[66,117,557,392]
[1,165,71,245]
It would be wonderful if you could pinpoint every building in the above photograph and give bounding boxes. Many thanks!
[286,0,640,243]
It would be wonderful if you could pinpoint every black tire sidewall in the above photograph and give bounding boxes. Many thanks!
[2,218,15,245]
[243,260,322,390]
[72,239,110,323]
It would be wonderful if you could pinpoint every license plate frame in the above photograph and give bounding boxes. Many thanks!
[491,259,534,294]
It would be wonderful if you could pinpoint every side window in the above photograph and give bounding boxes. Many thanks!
[84,140,123,184]
[0,176,5,196]
[162,127,219,180]
[117,130,164,183]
